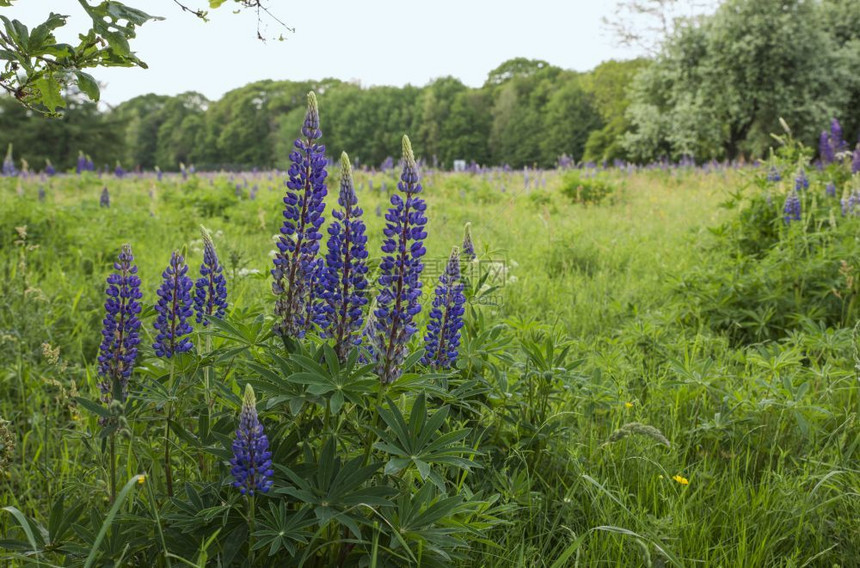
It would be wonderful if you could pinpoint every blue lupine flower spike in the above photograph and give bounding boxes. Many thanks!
[422,246,466,370]
[97,244,142,406]
[783,192,801,224]
[230,384,274,496]
[320,152,369,361]
[153,251,195,358]
[271,91,328,340]
[373,135,428,384]
[194,226,228,326]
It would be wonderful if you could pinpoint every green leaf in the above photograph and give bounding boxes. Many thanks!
[33,75,65,112]
[74,71,100,102]
[209,0,228,7]
[84,475,145,568]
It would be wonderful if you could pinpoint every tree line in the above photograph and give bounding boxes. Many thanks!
[0,57,642,172]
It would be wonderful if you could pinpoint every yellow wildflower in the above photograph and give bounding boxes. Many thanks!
[137,474,146,485]
[624,402,634,409]
[672,475,689,486]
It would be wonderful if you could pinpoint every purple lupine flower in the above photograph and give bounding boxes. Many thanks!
[2,144,16,177]
[76,151,87,174]
[783,192,801,224]
[372,135,428,384]
[271,91,328,340]
[795,168,809,191]
[114,162,125,178]
[100,186,110,208]
[44,160,55,177]
[230,384,274,496]
[820,131,835,164]
[853,145,860,175]
[320,152,369,361]
[831,118,845,153]
[461,223,475,261]
[97,244,142,405]
[421,247,466,369]
[153,251,194,358]
[156,167,163,182]
[194,227,228,325]
[826,182,837,197]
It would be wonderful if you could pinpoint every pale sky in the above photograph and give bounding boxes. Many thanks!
[4,0,648,105]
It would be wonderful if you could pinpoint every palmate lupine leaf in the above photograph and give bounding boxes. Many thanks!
[275,438,395,538]
[373,393,479,487]
[252,502,315,557]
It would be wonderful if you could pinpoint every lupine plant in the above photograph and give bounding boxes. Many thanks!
[153,251,194,358]
[271,91,328,341]
[319,152,369,361]
[193,226,228,325]
[97,244,142,406]
[100,186,110,208]
[230,384,274,496]
[2,143,16,177]
[372,135,428,384]
[422,247,466,369]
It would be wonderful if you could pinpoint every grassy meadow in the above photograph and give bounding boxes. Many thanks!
[1,163,858,566]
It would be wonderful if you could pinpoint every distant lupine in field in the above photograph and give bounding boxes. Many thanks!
[783,192,801,223]
[3,144,16,177]
[795,168,809,191]
[153,251,194,358]
[100,186,110,208]
[76,152,86,174]
[422,247,466,369]
[44,160,55,176]
[372,135,428,384]
[230,384,274,496]
[272,91,328,340]
[114,162,125,178]
[320,152,369,361]
[826,182,837,197]
[831,118,845,153]
[766,166,781,182]
[462,222,475,261]
[820,131,835,164]
[194,227,228,325]
[37,186,45,202]
[853,146,860,175]
[97,245,142,405]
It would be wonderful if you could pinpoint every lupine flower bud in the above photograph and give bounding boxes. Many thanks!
[272,92,328,340]
[194,227,228,325]
[783,192,801,224]
[422,247,466,369]
[44,160,55,176]
[462,223,475,261]
[320,152,369,361]
[230,384,274,496]
[153,251,194,358]
[100,186,110,208]
[372,135,428,384]
[97,245,142,405]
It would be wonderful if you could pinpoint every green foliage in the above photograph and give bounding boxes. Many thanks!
[1,161,859,566]
[625,0,856,161]
[559,171,617,204]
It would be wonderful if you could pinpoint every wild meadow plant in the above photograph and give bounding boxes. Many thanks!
[0,91,509,566]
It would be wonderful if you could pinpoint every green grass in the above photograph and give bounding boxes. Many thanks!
[0,167,858,566]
